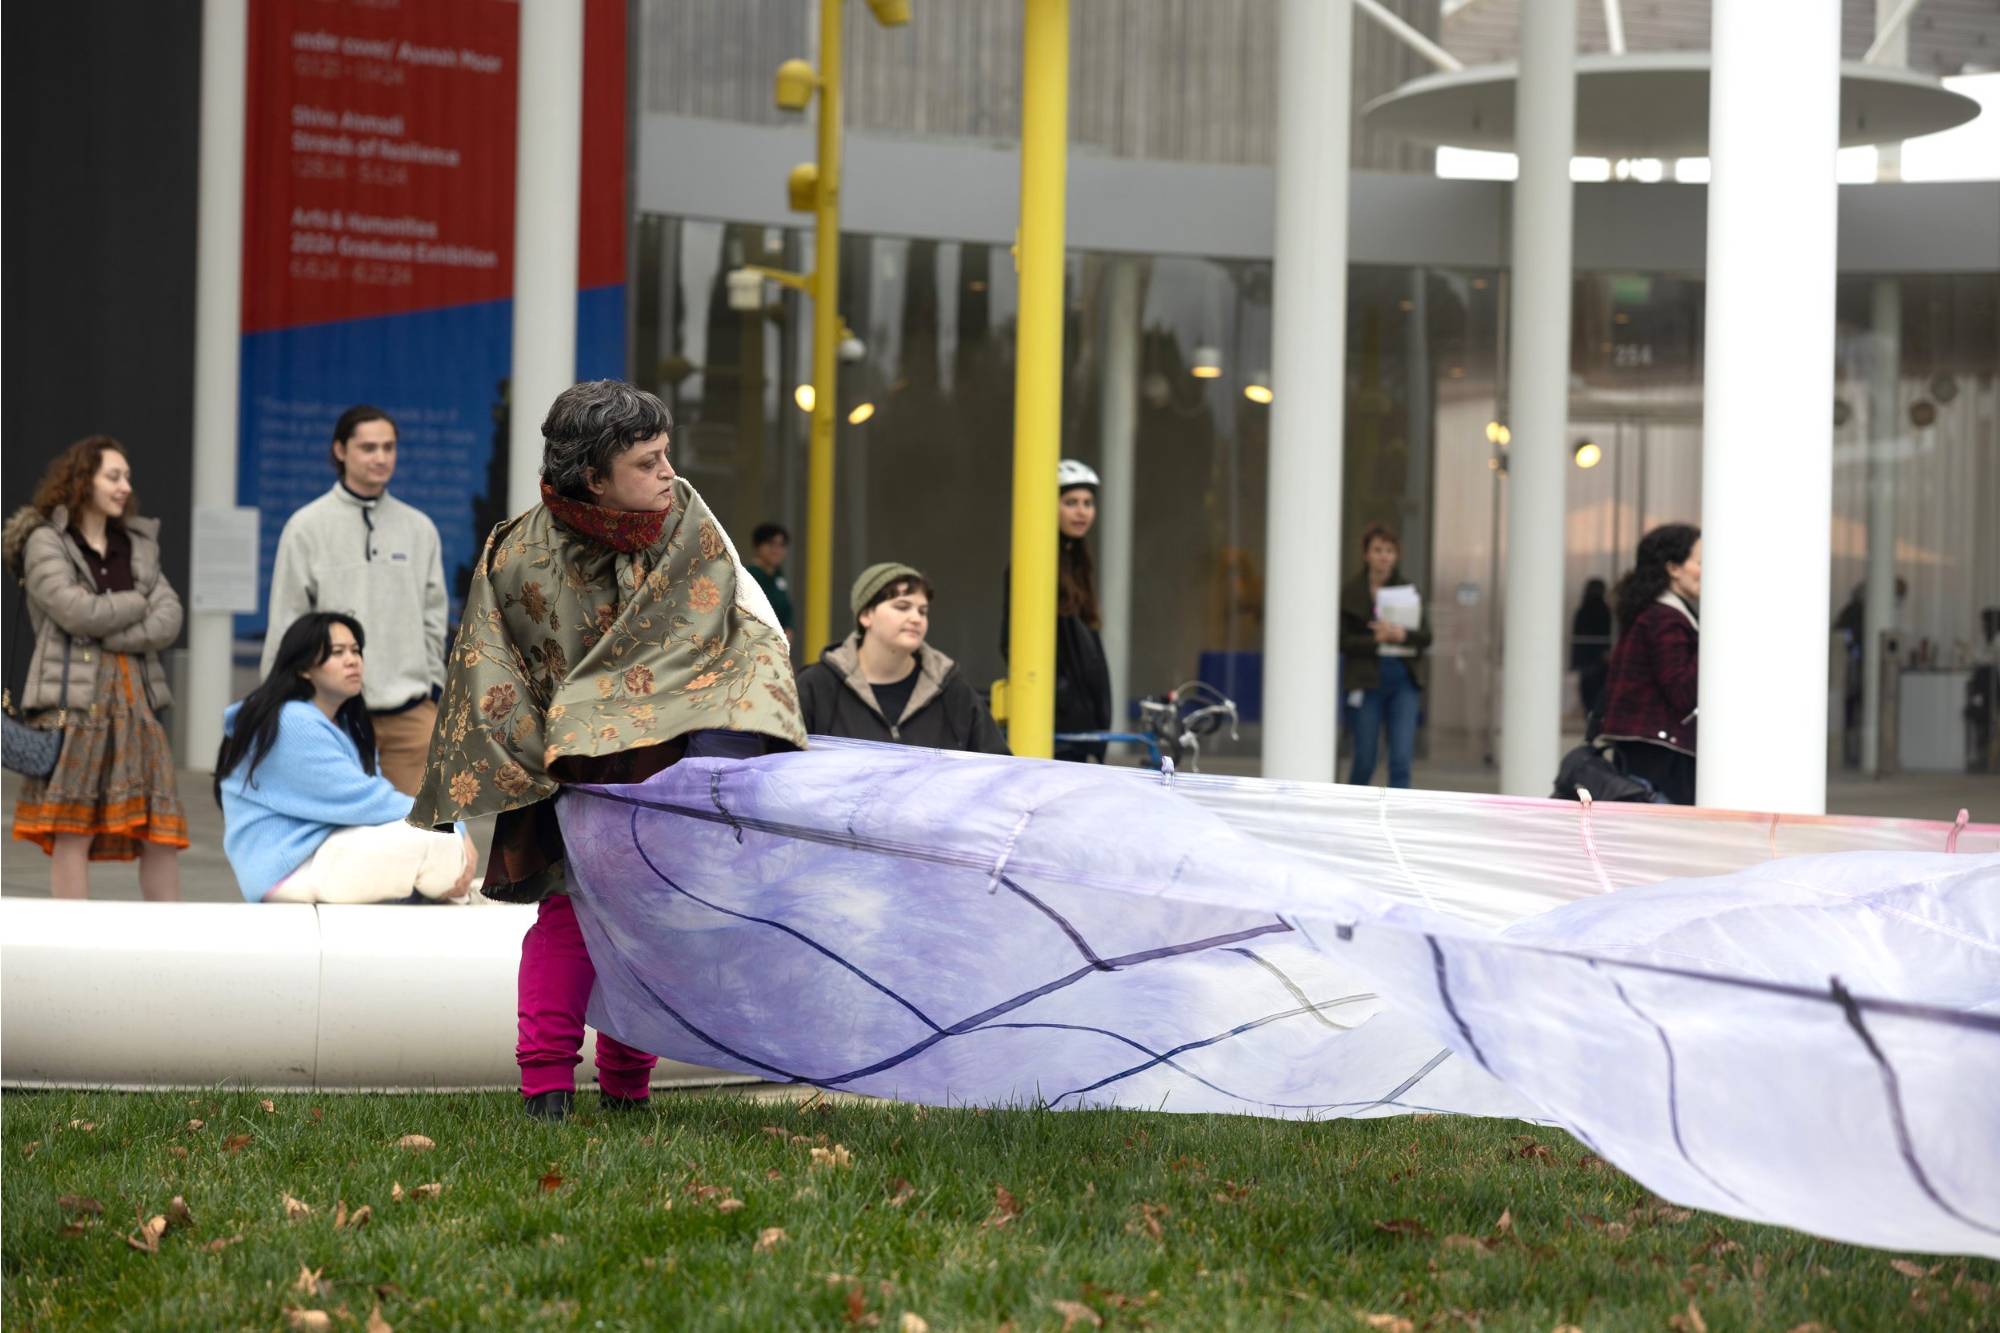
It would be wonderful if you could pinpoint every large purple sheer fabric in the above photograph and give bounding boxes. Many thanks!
[559,741,2000,1259]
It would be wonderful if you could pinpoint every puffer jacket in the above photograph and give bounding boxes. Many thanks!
[796,634,1010,754]
[3,505,181,716]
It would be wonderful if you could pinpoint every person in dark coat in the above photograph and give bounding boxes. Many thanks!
[1572,577,1613,722]
[1000,460,1114,762]
[1598,523,1702,805]
[799,563,1009,754]
[1339,524,1432,788]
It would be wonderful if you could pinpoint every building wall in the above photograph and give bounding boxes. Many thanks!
[1,0,202,665]
[637,0,1441,171]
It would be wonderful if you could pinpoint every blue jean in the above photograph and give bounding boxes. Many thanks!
[1349,657,1420,788]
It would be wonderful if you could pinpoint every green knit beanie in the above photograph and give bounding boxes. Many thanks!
[850,562,925,618]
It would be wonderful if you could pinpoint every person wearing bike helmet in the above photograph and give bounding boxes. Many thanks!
[1000,460,1114,762]
[797,563,1009,754]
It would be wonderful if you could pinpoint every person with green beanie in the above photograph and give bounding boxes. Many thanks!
[795,562,1008,753]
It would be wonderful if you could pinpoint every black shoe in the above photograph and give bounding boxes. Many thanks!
[599,1092,651,1114]
[524,1090,574,1122]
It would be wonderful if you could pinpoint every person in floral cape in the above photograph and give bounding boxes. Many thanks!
[409,380,805,1119]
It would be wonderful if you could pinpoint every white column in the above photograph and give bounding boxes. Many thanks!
[508,0,585,513]
[1262,0,1351,783]
[1698,3,1841,813]
[185,0,248,774]
[1874,0,1910,180]
[1497,0,1575,796]
[1862,278,1900,777]
[1097,258,1142,731]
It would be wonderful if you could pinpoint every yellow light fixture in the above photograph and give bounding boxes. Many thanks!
[786,162,819,213]
[773,59,816,112]
[1190,345,1223,379]
[1243,382,1273,405]
[794,384,815,413]
[866,0,911,25]
[1573,440,1603,469]
[847,402,875,425]
[1485,421,1511,446]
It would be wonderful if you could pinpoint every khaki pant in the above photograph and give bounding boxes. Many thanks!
[371,699,438,797]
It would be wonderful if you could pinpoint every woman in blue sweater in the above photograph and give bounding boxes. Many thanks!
[217,612,474,903]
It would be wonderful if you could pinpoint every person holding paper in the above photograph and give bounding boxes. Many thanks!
[1340,524,1431,788]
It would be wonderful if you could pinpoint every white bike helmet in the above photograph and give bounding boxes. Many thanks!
[1057,459,1100,492]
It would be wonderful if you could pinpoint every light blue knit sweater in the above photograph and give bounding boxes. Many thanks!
[219,699,417,901]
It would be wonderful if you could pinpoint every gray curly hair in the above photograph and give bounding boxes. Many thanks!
[539,380,674,499]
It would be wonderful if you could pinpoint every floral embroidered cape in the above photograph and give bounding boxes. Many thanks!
[408,479,806,899]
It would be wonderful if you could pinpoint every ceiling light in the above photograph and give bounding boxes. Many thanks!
[1243,382,1273,405]
[847,402,875,425]
[1573,440,1603,469]
[1190,345,1223,379]
[794,384,815,413]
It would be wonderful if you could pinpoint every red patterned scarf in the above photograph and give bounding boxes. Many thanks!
[540,481,669,553]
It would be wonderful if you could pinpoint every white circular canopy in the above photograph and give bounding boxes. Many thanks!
[1363,52,1983,158]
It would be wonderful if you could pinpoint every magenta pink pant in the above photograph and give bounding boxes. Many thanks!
[517,894,658,1099]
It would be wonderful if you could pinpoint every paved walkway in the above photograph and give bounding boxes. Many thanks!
[3,761,1993,903]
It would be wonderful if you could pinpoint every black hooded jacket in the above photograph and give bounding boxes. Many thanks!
[796,634,1010,754]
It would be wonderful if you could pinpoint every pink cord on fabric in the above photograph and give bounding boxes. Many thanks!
[1947,809,1969,853]
[1573,789,1617,897]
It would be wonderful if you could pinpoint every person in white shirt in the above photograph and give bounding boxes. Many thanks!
[260,405,447,794]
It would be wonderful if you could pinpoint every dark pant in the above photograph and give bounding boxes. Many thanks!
[1619,739,1697,806]
[1349,657,1421,789]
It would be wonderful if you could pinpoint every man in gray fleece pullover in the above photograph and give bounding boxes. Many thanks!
[259,405,448,794]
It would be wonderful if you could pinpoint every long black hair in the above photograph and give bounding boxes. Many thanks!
[1613,523,1701,633]
[214,612,377,803]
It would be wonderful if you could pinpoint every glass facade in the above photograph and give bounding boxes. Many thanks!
[633,209,1999,779]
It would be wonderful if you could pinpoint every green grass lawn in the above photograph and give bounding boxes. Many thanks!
[4,1088,1992,1331]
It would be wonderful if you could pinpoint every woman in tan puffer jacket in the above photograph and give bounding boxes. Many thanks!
[4,436,187,898]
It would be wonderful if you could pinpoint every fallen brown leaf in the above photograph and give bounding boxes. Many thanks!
[754,1226,787,1252]
[767,1168,784,1182]
[167,1146,190,1160]
[1785,1324,1830,1333]
[412,1182,442,1201]
[539,1172,564,1193]
[293,1265,329,1297]
[1049,1298,1102,1330]
[1553,1326,1585,1333]
[1667,1301,1709,1333]
[56,1195,104,1216]
[1494,1208,1514,1234]
[203,1234,244,1253]
[224,1133,254,1153]
[59,1222,89,1239]
[886,1178,915,1207]
[809,1143,854,1169]
[187,1119,205,1132]
[1372,1217,1431,1239]
[333,1201,349,1229]
[261,1099,277,1114]
[21,1140,39,1159]
[283,1310,332,1332]
[844,1284,878,1328]
[310,1107,324,1122]
[344,1205,373,1230]
[283,1194,314,1221]
[391,1182,405,1203]
[1129,1201,1169,1241]
[1442,1234,1493,1255]
[167,1196,195,1229]
[125,1215,167,1254]
[983,1185,1022,1229]
[68,1119,98,1132]
[365,1306,393,1333]
[717,1198,746,1213]
[1603,1222,1631,1240]
[1890,1258,1934,1280]
[761,1125,788,1138]
[1357,1314,1413,1333]
[899,1315,930,1333]
[396,1135,435,1151]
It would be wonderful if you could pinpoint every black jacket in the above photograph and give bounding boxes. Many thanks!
[796,635,1010,754]
[1339,568,1432,691]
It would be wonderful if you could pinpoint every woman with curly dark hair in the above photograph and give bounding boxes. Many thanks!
[1598,522,1703,805]
[3,436,186,897]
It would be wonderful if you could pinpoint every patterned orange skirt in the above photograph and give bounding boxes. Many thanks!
[11,652,188,859]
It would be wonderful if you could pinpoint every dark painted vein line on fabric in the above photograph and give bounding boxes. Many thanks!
[1831,975,2000,1237]
[1047,996,1380,1106]
[1224,946,1373,1031]
[1365,1047,1453,1112]
[816,921,1298,1087]
[1427,935,1496,1075]
[999,874,1112,970]
[1593,961,1754,1211]
[624,806,945,1034]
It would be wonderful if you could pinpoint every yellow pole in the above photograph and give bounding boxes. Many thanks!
[803,0,844,655]
[1006,0,1068,759]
